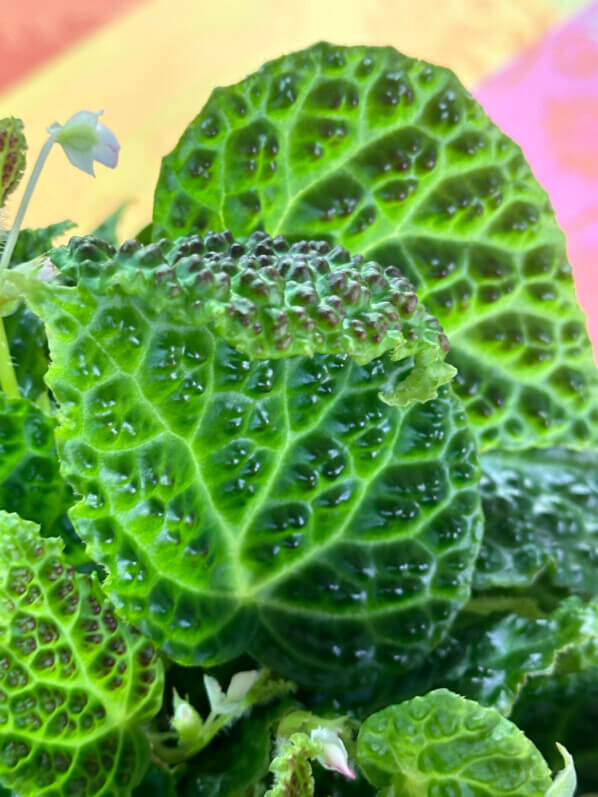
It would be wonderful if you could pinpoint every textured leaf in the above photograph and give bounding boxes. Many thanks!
[357,689,553,795]
[511,669,598,793]
[152,42,598,451]
[16,232,482,692]
[436,598,598,715]
[9,222,75,266]
[369,598,598,719]
[475,448,598,595]
[4,222,75,401]
[0,511,164,796]
[0,394,79,560]
[0,118,26,208]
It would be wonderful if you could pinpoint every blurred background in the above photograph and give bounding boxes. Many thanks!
[1,0,597,344]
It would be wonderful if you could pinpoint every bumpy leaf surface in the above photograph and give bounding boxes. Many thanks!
[0,511,163,796]
[0,394,79,559]
[434,598,598,715]
[153,42,598,451]
[0,118,26,207]
[475,449,598,594]
[18,232,482,690]
[357,689,553,795]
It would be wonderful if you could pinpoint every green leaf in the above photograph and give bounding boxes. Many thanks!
[0,118,26,208]
[175,701,285,796]
[475,448,598,595]
[8,222,75,266]
[357,689,553,795]
[3,305,49,401]
[511,669,598,793]
[0,511,164,796]
[436,598,598,715]
[132,766,177,797]
[16,232,483,692]
[0,394,80,561]
[546,744,577,797]
[93,203,129,247]
[4,222,75,401]
[152,42,598,451]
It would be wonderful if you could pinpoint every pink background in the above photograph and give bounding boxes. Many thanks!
[477,1,598,355]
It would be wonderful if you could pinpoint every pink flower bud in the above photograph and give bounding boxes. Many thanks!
[310,727,356,779]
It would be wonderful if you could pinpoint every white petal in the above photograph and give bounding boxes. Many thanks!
[203,674,225,714]
[64,109,102,128]
[226,670,259,703]
[92,122,120,169]
[61,145,96,176]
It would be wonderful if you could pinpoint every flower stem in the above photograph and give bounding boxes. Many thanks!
[0,137,54,273]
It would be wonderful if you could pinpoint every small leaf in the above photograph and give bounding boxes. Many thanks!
[0,511,164,796]
[546,744,577,797]
[0,118,26,208]
[357,689,553,795]
[8,221,75,266]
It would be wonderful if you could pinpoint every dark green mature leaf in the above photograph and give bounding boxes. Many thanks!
[0,393,79,559]
[152,42,598,451]
[3,305,49,401]
[5,222,75,400]
[357,689,553,795]
[511,669,598,793]
[475,448,598,595]
[133,767,177,797]
[14,232,482,692]
[0,511,164,796]
[438,598,598,715]
[371,598,598,719]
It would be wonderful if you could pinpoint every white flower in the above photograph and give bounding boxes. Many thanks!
[310,726,355,779]
[47,110,120,176]
[203,669,259,716]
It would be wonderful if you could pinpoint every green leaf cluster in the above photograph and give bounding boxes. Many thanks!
[0,42,597,796]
